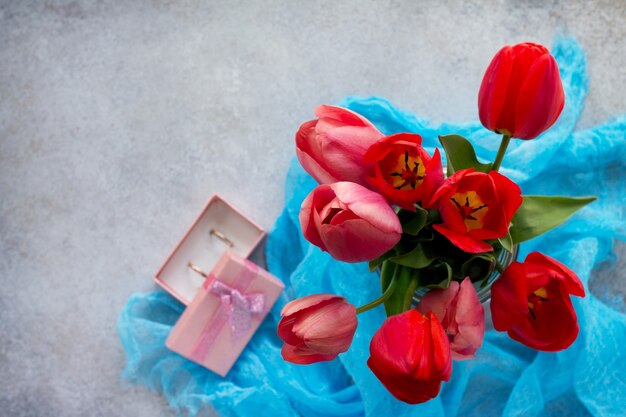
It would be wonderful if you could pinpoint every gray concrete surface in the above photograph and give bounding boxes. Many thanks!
[0,1,624,416]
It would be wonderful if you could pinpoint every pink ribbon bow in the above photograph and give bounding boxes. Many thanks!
[189,264,264,365]
[209,279,265,341]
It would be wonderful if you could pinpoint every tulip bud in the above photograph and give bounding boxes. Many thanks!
[278,294,357,364]
[367,310,452,404]
[299,182,402,262]
[478,42,565,140]
[296,105,383,185]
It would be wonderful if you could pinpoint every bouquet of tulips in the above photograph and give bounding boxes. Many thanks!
[277,42,595,404]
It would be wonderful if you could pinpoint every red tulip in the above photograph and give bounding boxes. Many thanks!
[478,42,565,140]
[367,310,452,404]
[278,294,357,364]
[416,278,485,360]
[363,133,444,211]
[296,105,383,185]
[429,168,522,253]
[491,252,585,351]
[299,182,402,262]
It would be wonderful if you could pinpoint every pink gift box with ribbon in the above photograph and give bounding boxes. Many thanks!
[166,250,284,376]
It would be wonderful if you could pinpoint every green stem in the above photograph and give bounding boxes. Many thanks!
[379,260,395,294]
[357,274,398,314]
[495,259,505,274]
[403,275,420,311]
[491,134,511,172]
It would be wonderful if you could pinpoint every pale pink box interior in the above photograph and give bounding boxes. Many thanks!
[155,194,266,305]
[166,250,284,376]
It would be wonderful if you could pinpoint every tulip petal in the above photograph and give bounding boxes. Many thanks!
[507,283,579,351]
[369,310,427,375]
[431,169,474,232]
[329,182,402,235]
[433,224,493,253]
[490,262,531,331]
[280,293,341,317]
[427,312,452,381]
[299,185,334,251]
[294,300,357,354]
[451,278,485,360]
[495,43,547,134]
[296,149,338,184]
[428,168,469,209]
[490,170,523,220]
[369,365,442,404]
[295,120,338,184]
[525,252,585,297]
[416,281,459,325]
[279,294,343,347]
[420,148,445,209]
[315,104,377,129]
[277,314,304,346]
[322,126,382,183]
[478,45,514,132]
[320,218,400,262]
[281,344,338,364]
[437,195,469,233]
[514,54,564,139]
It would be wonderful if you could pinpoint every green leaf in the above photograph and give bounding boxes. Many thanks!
[399,206,428,236]
[426,209,441,225]
[403,269,420,311]
[389,244,435,269]
[439,134,492,175]
[422,261,453,289]
[510,195,597,244]
[379,260,396,293]
[368,249,396,272]
[498,230,513,253]
[384,265,414,316]
[461,254,494,282]
[416,229,435,242]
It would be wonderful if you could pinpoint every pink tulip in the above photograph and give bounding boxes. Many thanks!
[416,278,485,360]
[299,182,402,262]
[278,294,357,364]
[296,105,383,185]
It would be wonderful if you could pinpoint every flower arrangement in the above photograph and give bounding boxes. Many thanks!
[277,42,596,404]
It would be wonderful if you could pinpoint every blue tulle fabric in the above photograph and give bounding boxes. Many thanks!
[117,37,626,417]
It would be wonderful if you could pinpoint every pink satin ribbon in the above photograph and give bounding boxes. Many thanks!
[189,261,265,364]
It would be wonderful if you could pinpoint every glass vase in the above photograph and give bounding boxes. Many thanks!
[412,244,519,305]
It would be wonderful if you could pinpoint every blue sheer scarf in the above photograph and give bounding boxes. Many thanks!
[117,37,626,417]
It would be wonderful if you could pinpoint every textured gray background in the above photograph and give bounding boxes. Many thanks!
[0,1,624,416]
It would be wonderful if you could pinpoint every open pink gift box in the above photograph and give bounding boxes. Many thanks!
[155,195,284,376]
